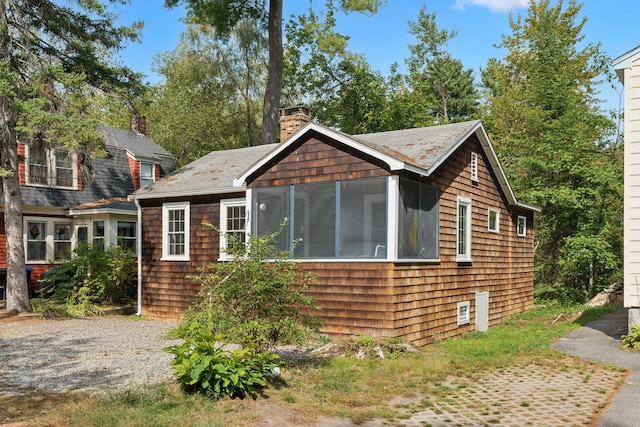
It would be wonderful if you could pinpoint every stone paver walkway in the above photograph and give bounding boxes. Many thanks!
[386,363,626,427]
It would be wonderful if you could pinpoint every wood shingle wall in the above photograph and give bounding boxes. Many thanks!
[139,133,534,345]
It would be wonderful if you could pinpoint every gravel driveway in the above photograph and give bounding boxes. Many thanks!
[0,314,179,395]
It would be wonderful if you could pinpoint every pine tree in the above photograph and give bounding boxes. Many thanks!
[0,0,141,312]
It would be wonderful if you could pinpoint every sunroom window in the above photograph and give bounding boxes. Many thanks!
[398,179,439,259]
[253,177,387,259]
[252,177,439,260]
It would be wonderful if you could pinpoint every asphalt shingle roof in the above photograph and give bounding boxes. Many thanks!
[133,143,278,199]
[19,126,173,209]
[132,120,537,212]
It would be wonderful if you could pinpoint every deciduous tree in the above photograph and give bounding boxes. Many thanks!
[147,22,267,165]
[481,0,621,300]
[165,0,381,144]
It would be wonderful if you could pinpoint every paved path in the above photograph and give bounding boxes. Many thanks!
[552,308,640,427]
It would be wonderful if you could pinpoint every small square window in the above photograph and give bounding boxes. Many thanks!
[517,216,527,237]
[488,208,499,233]
[457,301,470,326]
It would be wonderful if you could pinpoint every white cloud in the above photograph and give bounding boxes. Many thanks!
[454,0,530,13]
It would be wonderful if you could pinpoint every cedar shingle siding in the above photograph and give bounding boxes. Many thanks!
[138,126,534,345]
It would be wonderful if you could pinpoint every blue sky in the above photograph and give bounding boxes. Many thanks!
[113,0,639,113]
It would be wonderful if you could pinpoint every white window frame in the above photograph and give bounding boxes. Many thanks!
[92,220,105,248]
[219,198,247,261]
[140,161,155,188]
[456,196,472,262]
[117,220,137,252]
[471,152,478,182]
[488,208,500,233]
[24,217,72,263]
[457,301,471,326]
[53,222,72,260]
[25,144,77,189]
[517,215,527,237]
[162,201,190,261]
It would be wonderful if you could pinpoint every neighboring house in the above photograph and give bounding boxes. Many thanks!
[131,107,538,346]
[0,118,175,295]
[614,47,640,328]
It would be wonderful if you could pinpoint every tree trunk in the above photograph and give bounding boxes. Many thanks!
[260,0,283,145]
[0,3,30,313]
[0,105,29,313]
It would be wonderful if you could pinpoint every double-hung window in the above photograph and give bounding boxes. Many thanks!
[220,199,247,259]
[117,221,137,251]
[26,145,76,189]
[93,221,105,248]
[53,223,71,260]
[162,202,190,260]
[517,216,527,237]
[28,146,49,185]
[456,196,472,262]
[140,162,155,188]
[27,221,47,261]
[25,219,72,262]
[55,150,73,187]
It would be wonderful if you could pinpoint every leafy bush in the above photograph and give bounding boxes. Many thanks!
[621,325,640,351]
[174,224,321,350]
[39,242,136,306]
[164,329,281,399]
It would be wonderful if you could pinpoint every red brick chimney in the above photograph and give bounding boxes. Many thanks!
[131,115,147,135]
[279,105,310,142]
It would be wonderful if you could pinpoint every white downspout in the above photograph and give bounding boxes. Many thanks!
[133,198,143,316]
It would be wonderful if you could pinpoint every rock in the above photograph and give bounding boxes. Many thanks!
[586,282,624,307]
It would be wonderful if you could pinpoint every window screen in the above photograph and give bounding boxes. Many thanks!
[398,179,439,259]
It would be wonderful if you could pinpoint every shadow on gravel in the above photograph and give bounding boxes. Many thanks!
[0,329,135,395]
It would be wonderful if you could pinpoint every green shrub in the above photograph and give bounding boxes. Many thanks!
[164,329,281,399]
[40,242,136,306]
[174,224,321,350]
[621,325,640,351]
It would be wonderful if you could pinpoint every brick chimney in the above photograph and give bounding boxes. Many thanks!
[279,105,310,142]
[131,115,147,135]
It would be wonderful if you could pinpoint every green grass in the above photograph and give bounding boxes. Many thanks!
[19,302,621,427]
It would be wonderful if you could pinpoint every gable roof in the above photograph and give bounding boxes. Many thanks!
[613,45,640,81]
[234,121,538,212]
[132,121,538,212]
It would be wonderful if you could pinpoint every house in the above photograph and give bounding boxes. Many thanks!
[131,107,538,346]
[0,117,175,295]
[613,47,640,329]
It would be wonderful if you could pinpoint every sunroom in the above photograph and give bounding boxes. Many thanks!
[247,175,440,261]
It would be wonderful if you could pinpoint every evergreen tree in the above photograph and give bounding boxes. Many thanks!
[0,0,141,313]
[405,5,479,124]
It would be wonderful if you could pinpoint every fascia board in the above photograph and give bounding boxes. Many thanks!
[69,208,137,217]
[129,186,246,201]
